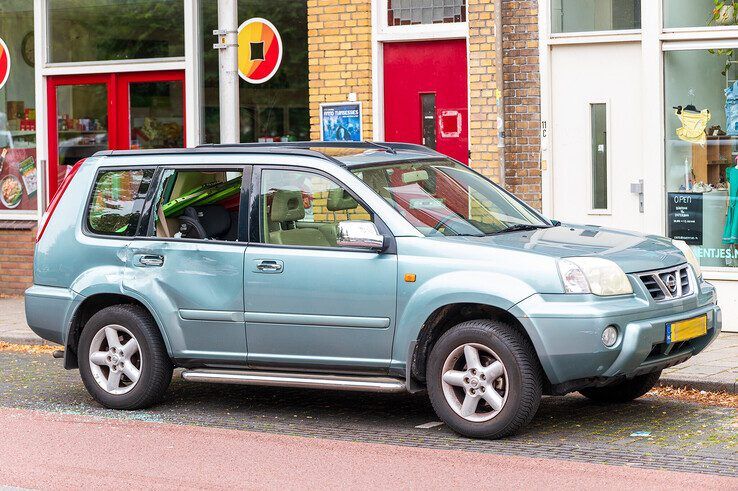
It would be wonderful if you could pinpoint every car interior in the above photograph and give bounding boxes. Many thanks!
[151,169,372,245]
[259,169,373,247]
[153,170,242,241]
[263,187,362,246]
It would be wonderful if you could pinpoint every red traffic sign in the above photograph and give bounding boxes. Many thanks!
[0,37,10,90]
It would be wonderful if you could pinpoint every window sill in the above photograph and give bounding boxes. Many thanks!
[548,30,641,46]
[702,268,738,281]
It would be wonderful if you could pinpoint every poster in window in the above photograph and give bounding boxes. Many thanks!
[320,102,362,142]
[667,192,703,245]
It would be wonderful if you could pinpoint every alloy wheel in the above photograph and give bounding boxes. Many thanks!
[88,324,142,395]
[440,343,509,422]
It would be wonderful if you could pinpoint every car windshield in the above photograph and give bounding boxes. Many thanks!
[352,159,550,237]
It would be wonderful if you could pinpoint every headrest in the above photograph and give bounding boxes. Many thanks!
[182,205,231,238]
[270,190,305,222]
[327,188,358,211]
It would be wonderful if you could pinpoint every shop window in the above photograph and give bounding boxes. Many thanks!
[664,0,738,29]
[87,169,154,236]
[130,81,184,149]
[259,169,372,247]
[551,0,641,33]
[48,0,184,63]
[199,1,309,144]
[590,103,608,210]
[0,2,37,214]
[387,0,466,26]
[664,49,738,269]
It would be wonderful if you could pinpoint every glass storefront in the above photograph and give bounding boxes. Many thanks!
[665,49,738,269]
[199,0,309,144]
[47,0,184,63]
[664,0,737,29]
[551,0,641,33]
[0,0,36,213]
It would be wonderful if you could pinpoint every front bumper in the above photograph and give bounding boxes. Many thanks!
[510,282,721,387]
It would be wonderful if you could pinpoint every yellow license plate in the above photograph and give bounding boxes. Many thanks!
[666,315,707,343]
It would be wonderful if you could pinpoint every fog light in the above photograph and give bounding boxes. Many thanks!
[602,325,618,347]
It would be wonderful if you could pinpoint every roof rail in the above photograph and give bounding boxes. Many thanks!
[195,140,440,156]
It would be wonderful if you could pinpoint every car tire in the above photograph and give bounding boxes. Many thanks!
[78,304,173,410]
[426,319,543,439]
[578,371,662,403]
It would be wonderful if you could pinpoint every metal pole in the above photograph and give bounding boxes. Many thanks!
[494,0,506,188]
[215,0,239,143]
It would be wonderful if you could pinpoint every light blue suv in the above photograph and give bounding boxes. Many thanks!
[25,142,721,439]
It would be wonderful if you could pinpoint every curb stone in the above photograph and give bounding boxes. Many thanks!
[658,377,737,395]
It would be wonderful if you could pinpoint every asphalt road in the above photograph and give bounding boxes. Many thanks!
[1,351,737,488]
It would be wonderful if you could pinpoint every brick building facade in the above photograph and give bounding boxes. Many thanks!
[0,222,36,296]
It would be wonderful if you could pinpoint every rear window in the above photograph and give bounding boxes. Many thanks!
[87,169,154,236]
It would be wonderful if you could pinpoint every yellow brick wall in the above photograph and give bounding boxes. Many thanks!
[467,0,501,183]
[307,0,374,141]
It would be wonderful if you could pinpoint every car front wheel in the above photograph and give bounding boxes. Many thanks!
[426,319,543,439]
[78,304,173,410]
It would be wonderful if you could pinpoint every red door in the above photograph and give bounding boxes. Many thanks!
[383,40,469,164]
[46,71,185,199]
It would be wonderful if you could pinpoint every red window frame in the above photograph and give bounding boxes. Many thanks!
[46,70,185,201]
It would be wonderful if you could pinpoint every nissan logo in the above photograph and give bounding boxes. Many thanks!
[664,274,678,293]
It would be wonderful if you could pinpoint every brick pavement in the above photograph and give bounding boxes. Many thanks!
[0,352,736,477]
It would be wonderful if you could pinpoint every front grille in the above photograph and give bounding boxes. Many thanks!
[637,265,693,302]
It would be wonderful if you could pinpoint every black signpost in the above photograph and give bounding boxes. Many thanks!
[667,192,703,245]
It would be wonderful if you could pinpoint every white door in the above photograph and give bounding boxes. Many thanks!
[550,43,644,232]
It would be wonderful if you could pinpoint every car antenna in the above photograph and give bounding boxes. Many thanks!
[364,141,397,155]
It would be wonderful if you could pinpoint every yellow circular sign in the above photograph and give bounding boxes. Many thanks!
[237,18,283,85]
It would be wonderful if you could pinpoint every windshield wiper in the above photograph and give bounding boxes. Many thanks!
[492,224,551,235]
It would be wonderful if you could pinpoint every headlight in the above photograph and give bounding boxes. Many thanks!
[557,257,633,296]
[672,239,702,279]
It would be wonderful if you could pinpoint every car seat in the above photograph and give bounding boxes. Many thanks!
[313,187,361,245]
[267,190,330,246]
[178,205,232,240]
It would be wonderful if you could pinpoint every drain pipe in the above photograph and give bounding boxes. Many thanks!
[495,0,506,188]
[215,0,240,143]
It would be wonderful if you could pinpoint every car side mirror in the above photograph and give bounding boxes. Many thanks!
[337,221,387,251]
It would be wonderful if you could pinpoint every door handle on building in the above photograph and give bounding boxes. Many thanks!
[254,259,284,273]
[630,179,644,213]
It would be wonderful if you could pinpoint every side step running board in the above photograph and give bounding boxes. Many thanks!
[181,368,407,394]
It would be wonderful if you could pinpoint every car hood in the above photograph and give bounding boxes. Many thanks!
[435,224,685,274]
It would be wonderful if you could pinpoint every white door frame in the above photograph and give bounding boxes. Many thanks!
[370,0,468,141]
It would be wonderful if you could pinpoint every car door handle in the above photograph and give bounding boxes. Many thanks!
[137,255,164,267]
[254,259,283,273]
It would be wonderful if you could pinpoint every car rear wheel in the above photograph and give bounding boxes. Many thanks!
[78,304,173,410]
[578,371,662,403]
[426,319,543,439]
